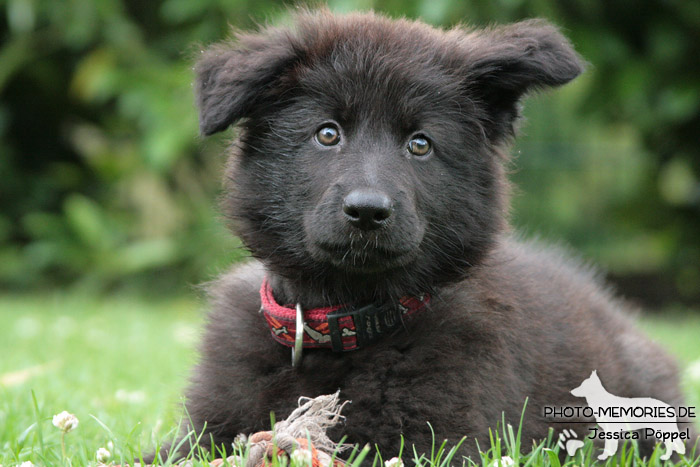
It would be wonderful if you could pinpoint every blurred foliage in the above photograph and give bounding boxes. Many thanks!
[0,0,698,304]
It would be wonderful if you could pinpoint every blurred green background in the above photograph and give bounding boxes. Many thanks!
[1,0,699,307]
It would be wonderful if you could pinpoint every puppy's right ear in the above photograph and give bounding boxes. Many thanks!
[195,31,297,136]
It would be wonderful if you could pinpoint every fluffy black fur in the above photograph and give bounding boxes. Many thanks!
[150,10,695,462]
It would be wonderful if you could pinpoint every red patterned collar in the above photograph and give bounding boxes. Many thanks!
[260,278,430,354]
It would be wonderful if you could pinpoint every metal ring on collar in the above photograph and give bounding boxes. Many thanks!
[292,303,304,367]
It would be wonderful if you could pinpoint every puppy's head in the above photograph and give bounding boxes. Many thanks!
[196,11,583,302]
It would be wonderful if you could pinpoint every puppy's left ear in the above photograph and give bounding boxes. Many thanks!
[195,30,298,136]
[463,19,585,140]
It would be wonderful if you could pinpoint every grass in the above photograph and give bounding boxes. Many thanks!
[1,293,699,466]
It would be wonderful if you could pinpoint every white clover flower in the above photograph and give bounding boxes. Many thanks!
[19,462,35,467]
[52,411,79,433]
[291,448,313,465]
[96,447,111,463]
[114,389,146,404]
[687,359,700,383]
[385,457,404,467]
[233,433,248,449]
[496,456,515,466]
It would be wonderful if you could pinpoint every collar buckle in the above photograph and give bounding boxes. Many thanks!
[327,303,403,352]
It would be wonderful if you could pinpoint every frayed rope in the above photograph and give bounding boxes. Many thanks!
[117,392,350,467]
[240,391,350,467]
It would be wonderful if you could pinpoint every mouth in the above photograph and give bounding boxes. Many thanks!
[313,241,416,273]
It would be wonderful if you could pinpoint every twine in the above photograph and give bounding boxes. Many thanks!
[244,391,350,467]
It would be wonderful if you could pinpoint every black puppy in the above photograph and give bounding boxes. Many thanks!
[154,10,693,462]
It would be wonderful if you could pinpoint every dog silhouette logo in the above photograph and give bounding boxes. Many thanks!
[569,370,686,460]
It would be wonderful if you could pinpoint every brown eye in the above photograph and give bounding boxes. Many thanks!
[408,136,431,157]
[316,125,340,146]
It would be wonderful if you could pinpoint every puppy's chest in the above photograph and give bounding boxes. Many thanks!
[259,312,475,396]
[219,300,500,442]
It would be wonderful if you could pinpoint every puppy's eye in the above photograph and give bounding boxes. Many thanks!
[316,125,340,146]
[408,136,431,157]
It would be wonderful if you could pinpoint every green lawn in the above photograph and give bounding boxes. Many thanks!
[0,293,200,465]
[1,293,699,466]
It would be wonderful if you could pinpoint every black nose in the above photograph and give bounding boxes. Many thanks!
[342,189,393,231]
